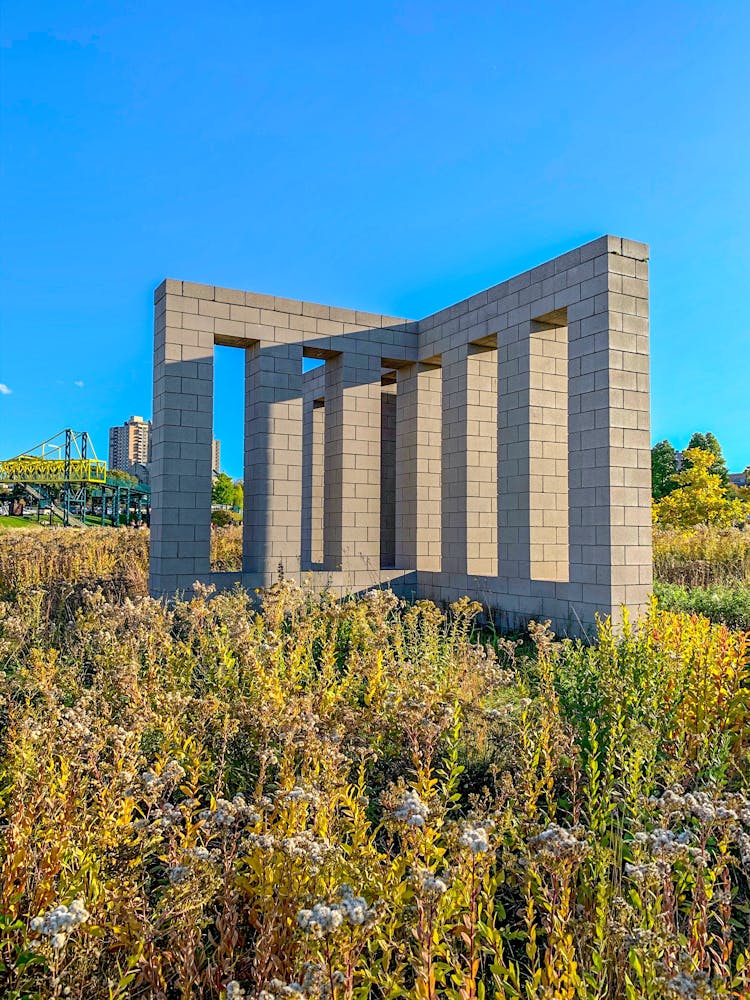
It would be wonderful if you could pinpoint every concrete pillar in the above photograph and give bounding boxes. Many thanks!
[324,352,381,573]
[150,280,213,596]
[441,343,498,576]
[395,362,442,571]
[243,342,303,578]
[302,397,325,568]
[567,242,652,621]
[497,330,527,582]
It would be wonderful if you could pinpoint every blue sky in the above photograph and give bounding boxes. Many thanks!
[1,1,749,478]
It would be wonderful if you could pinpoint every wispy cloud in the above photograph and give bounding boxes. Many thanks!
[0,384,12,396]
[74,380,85,388]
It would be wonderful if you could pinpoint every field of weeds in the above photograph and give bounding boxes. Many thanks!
[0,529,749,998]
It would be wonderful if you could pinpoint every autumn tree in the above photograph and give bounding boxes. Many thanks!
[654,448,747,528]
[682,431,729,485]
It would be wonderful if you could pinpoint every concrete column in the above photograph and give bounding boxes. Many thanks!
[395,362,442,571]
[243,342,303,578]
[150,280,213,596]
[441,345,470,575]
[301,397,325,568]
[324,352,381,573]
[497,329,528,582]
[442,344,498,576]
[567,241,652,620]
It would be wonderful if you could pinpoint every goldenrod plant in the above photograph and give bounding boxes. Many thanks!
[0,532,749,998]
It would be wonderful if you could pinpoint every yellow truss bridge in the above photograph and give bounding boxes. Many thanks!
[0,456,107,484]
[0,429,106,484]
[0,429,149,527]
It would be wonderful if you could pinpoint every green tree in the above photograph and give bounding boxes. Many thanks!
[704,432,729,485]
[233,480,244,510]
[108,468,139,486]
[651,440,678,499]
[211,472,235,506]
[682,431,729,485]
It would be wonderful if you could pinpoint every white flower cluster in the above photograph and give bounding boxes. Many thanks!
[168,865,188,885]
[459,823,491,856]
[262,965,329,998]
[167,844,216,885]
[667,969,710,997]
[225,981,245,999]
[633,827,694,861]
[276,785,320,807]
[413,866,448,896]
[736,829,750,872]
[199,794,261,830]
[246,832,276,851]
[30,899,90,951]
[392,789,429,828]
[363,588,400,616]
[529,823,588,861]
[281,831,332,873]
[651,787,745,827]
[150,801,183,830]
[141,759,186,793]
[625,859,677,883]
[296,903,343,938]
[337,884,377,925]
[59,705,93,743]
[297,886,377,938]
[185,845,212,861]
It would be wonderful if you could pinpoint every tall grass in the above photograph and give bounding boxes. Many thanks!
[0,535,748,997]
[654,526,750,587]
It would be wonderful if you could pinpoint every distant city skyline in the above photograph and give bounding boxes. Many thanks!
[2,3,749,476]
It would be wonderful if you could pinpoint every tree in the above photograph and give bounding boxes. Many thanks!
[704,433,729,485]
[233,481,244,510]
[211,472,235,506]
[651,440,678,499]
[653,448,747,528]
[682,431,729,485]
[108,468,139,486]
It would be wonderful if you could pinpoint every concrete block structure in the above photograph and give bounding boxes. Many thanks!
[151,235,652,632]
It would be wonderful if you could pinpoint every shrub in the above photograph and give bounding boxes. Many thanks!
[655,580,750,630]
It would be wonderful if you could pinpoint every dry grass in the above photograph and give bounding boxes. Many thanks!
[0,530,748,998]
[654,525,750,587]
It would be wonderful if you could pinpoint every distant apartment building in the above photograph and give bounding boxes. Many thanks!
[109,416,220,484]
[109,416,152,476]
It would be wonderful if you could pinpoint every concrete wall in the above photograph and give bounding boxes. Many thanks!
[151,235,652,632]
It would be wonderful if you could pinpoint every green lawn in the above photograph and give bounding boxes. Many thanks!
[0,514,43,530]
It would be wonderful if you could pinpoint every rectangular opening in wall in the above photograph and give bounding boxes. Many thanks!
[211,344,245,571]
[466,338,498,577]
[394,359,442,573]
[380,370,397,568]
[529,308,569,582]
[302,352,328,571]
[302,395,325,569]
